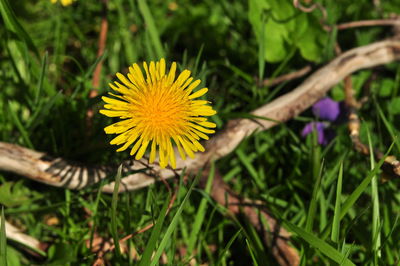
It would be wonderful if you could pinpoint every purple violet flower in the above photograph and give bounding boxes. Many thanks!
[301,97,345,145]
[301,122,328,145]
[312,97,340,122]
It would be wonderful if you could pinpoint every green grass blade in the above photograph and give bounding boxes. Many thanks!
[216,228,242,265]
[89,179,105,250]
[258,14,265,82]
[374,100,400,151]
[34,51,48,107]
[284,220,355,266]
[137,0,164,59]
[0,0,39,57]
[138,191,171,266]
[149,175,198,266]
[8,102,34,149]
[115,0,137,63]
[27,91,63,131]
[320,143,393,240]
[236,148,265,189]
[340,141,393,221]
[192,44,204,77]
[110,165,123,261]
[0,207,7,266]
[331,161,343,244]
[305,157,324,232]
[187,163,215,253]
[71,51,108,100]
[245,238,259,266]
[366,125,381,258]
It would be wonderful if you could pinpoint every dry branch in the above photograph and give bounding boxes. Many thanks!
[1,39,400,192]
[261,65,312,87]
[2,219,45,257]
[2,38,400,266]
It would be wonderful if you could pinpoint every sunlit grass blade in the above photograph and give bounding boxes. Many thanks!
[331,161,343,244]
[321,142,394,240]
[339,141,393,221]
[111,165,123,261]
[89,179,106,250]
[187,163,215,253]
[305,157,323,232]
[137,0,164,59]
[246,238,259,266]
[284,220,355,266]
[149,175,198,266]
[380,214,398,263]
[366,125,381,259]
[0,206,7,266]
[138,191,171,266]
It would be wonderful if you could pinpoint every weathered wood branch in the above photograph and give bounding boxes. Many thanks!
[1,39,400,192]
[2,219,45,257]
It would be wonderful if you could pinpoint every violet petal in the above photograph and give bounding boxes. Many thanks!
[301,122,327,145]
[312,97,340,122]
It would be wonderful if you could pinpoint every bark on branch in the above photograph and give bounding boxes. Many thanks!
[1,39,400,192]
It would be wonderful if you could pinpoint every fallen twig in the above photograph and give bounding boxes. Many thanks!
[1,39,400,191]
[337,19,400,30]
[261,65,312,87]
[2,219,46,258]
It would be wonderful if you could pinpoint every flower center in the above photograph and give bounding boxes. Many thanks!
[135,83,190,139]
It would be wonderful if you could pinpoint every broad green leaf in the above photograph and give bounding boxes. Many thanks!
[388,97,400,115]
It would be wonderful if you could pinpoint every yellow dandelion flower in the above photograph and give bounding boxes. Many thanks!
[100,59,217,169]
[50,0,76,6]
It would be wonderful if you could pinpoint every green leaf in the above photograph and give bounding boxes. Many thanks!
[264,19,288,62]
[378,78,393,97]
[297,23,322,62]
[249,0,288,63]
[388,97,400,115]
[0,182,30,207]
